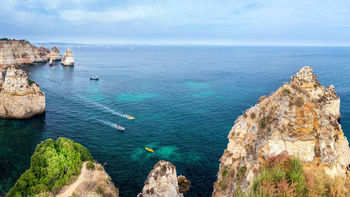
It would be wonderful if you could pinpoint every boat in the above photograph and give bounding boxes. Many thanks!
[145,147,154,152]
[126,115,135,120]
[114,124,125,131]
[90,76,99,80]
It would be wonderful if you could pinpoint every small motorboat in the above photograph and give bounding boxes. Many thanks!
[114,124,125,131]
[145,147,154,152]
[126,115,135,120]
[90,76,99,80]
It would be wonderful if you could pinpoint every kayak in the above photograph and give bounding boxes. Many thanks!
[126,115,135,120]
[145,147,154,152]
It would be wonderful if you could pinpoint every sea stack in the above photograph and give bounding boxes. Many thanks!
[0,39,50,66]
[213,66,350,196]
[49,46,61,61]
[0,66,45,119]
[137,160,190,197]
[49,58,53,66]
[61,49,74,66]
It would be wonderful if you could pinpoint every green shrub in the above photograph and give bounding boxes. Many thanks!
[6,138,94,197]
[251,153,307,197]
[27,79,34,86]
[0,38,9,41]
[260,118,266,128]
[222,167,228,177]
[283,88,291,94]
[96,186,104,195]
[86,161,95,170]
[237,165,247,181]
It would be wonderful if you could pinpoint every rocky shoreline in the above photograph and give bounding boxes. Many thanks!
[0,39,74,119]
[4,66,350,196]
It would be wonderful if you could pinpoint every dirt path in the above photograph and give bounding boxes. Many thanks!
[56,162,88,197]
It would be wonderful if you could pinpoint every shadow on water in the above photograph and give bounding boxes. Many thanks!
[0,114,46,195]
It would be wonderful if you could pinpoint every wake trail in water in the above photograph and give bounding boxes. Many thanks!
[97,119,119,129]
[77,95,129,119]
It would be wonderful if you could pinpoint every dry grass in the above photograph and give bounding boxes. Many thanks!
[235,152,350,197]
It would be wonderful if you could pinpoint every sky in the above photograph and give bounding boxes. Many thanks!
[1,0,350,45]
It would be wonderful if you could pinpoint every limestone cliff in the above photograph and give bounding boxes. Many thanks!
[61,48,74,66]
[213,66,350,196]
[0,39,50,66]
[56,162,119,197]
[49,46,62,61]
[6,138,118,197]
[0,66,45,119]
[137,160,190,197]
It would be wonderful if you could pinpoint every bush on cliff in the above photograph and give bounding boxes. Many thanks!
[235,152,350,197]
[6,138,94,197]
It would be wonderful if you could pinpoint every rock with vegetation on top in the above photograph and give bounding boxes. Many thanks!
[61,49,74,66]
[213,66,350,196]
[6,138,117,197]
[138,160,190,197]
[0,39,50,66]
[56,161,119,197]
[0,66,45,119]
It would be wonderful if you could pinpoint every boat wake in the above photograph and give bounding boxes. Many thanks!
[77,95,131,119]
[97,119,119,129]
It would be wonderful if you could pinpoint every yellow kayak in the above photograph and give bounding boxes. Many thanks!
[145,147,154,152]
[126,115,135,120]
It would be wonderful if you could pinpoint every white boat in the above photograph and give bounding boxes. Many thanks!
[114,124,125,131]
[90,76,99,80]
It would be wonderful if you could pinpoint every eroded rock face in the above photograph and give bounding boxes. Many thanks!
[61,49,74,66]
[0,66,45,119]
[49,46,61,61]
[138,160,184,197]
[56,162,119,197]
[0,40,50,66]
[213,66,350,196]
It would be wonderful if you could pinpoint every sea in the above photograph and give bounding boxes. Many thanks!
[1,45,350,196]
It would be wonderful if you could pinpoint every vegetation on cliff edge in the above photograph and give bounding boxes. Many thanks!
[236,152,350,197]
[6,138,94,197]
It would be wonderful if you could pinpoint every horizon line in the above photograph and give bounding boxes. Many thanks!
[33,42,350,47]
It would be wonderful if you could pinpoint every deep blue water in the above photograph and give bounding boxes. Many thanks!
[1,46,350,196]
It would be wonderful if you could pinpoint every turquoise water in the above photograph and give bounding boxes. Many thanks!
[1,46,350,196]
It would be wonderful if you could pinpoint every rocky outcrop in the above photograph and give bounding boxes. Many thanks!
[0,39,50,66]
[49,46,61,61]
[0,66,45,119]
[56,162,119,197]
[138,160,190,197]
[213,66,350,196]
[61,48,74,66]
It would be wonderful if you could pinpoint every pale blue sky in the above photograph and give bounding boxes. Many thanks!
[1,0,350,45]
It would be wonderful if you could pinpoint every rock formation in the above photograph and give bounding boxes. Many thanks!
[7,138,119,197]
[0,39,50,67]
[49,46,61,61]
[0,66,45,119]
[137,160,190,197]
[213,66,350,196]
[56,162,119,197]
[61,48,74,66]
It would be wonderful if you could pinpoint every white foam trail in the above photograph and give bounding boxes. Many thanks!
[77,95,129,119]
[97,119,119,129]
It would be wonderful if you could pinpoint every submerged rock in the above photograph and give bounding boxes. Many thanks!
[213,66,350,196]
[0,39,50,66]
[61,48,74,66]
[49,46,61,61]
[138,160,189,197]
[0,66,45,119]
